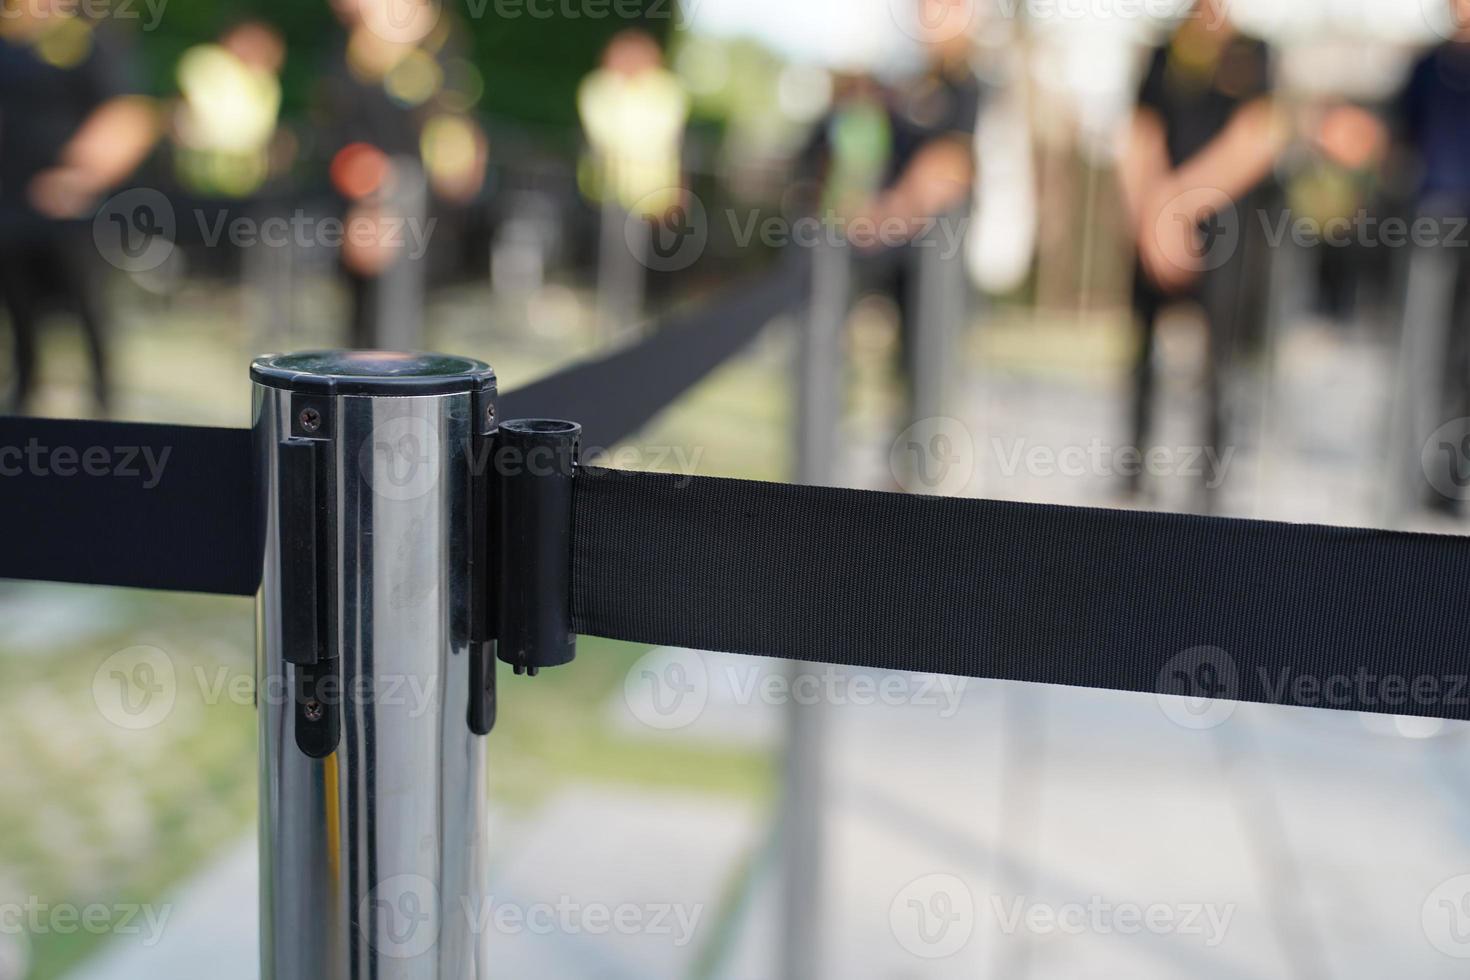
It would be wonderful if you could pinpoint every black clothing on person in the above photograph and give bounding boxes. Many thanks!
[0,22,139,412]
[1136,33,1271,169]
[0,22,140,238]
[1129,32,1273,508]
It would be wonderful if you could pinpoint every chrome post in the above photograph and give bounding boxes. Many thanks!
[252,350,497,979]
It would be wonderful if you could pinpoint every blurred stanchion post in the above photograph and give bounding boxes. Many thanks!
[244,201,297,352]
[597,199,648,345]
[366,157,430,351]
[252,351,496,978]
[906,211,966,428]
[780,236,850,980]
[1386,242,1457,522]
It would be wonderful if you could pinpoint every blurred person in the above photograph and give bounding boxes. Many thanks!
[318,0,487,347]
[838,0,981,424]
[1393,0,1470,514]
[172,20,287,199]
[578,29,689,221]
[578,28,689,340]
[0,0,156,413]
[1118,0,1286,506]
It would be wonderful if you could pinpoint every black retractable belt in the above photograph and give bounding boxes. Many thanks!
[0,416,257,596]
[566,467,1470,722]
[501,253,811,450]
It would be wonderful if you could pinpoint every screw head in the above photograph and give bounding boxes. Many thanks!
[486,404,497,425]
[303,699,323,722]
[299,407,322,433]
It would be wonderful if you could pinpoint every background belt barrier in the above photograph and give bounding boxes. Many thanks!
[571,466,1470,721]
[501,252,810,449]
[0,417,256,595]
[6,261,1470,721]
[0,256,809,598]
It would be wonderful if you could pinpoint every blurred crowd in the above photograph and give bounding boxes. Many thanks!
[3,0,1470,512]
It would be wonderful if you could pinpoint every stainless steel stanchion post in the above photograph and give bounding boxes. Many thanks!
[370,158,430,351]
[252,350,498,979]
[596,199,648,346]
[906,214,966,429]
[1387,243,1455,523]
[780,237,850,980]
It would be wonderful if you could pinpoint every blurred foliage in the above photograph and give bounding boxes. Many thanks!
[129,0,673,125]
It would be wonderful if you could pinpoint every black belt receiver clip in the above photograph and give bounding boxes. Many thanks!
[494,419,581,678]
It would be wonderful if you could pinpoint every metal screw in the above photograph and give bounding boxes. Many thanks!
[299,407,322,433]
[486,404,497,425]
[303,699,323,722]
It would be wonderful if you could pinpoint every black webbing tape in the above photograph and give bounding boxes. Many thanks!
[500,253,810,449]
[572,467,1470,720]
[0,417,257,595]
